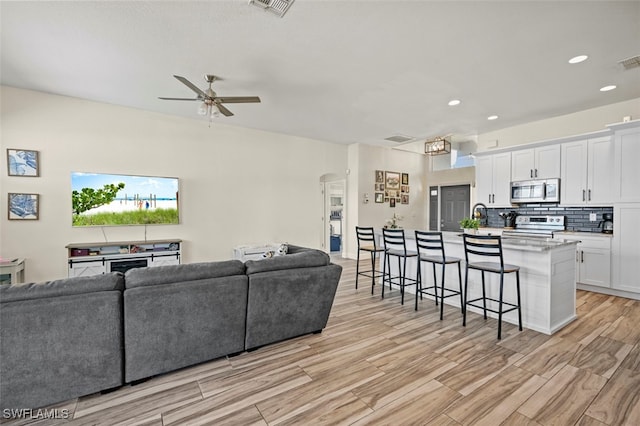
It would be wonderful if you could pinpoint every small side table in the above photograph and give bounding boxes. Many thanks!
[0,258,26,285]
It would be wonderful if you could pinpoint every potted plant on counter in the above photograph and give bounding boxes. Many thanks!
[459,217,480,234]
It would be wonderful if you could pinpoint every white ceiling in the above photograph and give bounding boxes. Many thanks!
[2,1,639,150]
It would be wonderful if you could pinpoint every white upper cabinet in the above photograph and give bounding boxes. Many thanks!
[561,136,614,206]
[476,152,512,207]
[613,124,640,202]
[511,145,561,181]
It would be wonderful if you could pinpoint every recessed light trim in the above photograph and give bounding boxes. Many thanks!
[448,99,461,106]
[600,85,617,92]
[487,115,499,120]
[569,55,588,64]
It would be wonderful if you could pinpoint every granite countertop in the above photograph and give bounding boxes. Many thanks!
[376,229,577,252]
[440,231,577,252]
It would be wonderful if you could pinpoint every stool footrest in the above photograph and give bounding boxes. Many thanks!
[418,286,461,299]
[357,269,384,279]
[465,297,519,315]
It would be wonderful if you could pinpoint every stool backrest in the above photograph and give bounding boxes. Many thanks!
[356,226,377,249]
[462,234,505,268]
[415,230,446,262]
[382,228,408,254]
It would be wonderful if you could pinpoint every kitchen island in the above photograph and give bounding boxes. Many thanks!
[379,230,578,335]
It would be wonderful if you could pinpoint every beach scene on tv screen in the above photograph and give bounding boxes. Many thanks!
[71,172,179,226]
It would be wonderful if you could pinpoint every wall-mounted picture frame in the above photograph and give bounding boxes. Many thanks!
[401,194,409,204]
[7,149,39,177]
[375,170,384,183]
[375,183,384,192]
[401,185,409,193]
[390,198,396,207]
[385,171,400,190]
[8,193,39,220]
[402,173,409,185]
[375,193,384,203]
[384,197,389,203]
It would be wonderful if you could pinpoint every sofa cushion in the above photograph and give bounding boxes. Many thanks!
[245,248,330,275]
[0,272,124,303]
[124,260,245,289]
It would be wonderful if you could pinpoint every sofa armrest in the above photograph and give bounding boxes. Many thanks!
[245,263,342,350]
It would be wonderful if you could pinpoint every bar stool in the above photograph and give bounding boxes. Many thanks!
[462,234,522,340]
[355,226,386,294]
[381,228,418,305]
[414,231,463,320]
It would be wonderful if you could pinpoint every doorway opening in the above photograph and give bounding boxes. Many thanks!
[437,184,470,232]
[320,175,346,255]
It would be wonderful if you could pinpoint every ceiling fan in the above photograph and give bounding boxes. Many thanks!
[159,74,261,118]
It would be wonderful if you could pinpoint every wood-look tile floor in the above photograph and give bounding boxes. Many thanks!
[3,257,640,425]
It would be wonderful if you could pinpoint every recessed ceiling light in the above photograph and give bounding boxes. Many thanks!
[448,99,461,106]
[487,115,499,120]
[600,85,617,92]
[569,55,588,64]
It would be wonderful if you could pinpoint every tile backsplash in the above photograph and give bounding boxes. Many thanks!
[485,204,613,233]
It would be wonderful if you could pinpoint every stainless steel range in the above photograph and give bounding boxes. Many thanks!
[502,215,566,239]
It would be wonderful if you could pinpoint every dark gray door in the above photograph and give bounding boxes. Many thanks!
[440,184,470,231]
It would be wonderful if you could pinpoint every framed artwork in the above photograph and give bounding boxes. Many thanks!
[401,185,409,193]
[390,198,396,207]
[375,170,384,183]
[7,149,39,177]
[402,173,409,185]
[385,171,400,190]
[401,194,409,204]
[8,193,39,220]
[375,193,384,203]
[384,197,389,203]
[375,183,384,191]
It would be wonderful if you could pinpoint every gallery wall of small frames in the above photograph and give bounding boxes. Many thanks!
[375,170,409,207]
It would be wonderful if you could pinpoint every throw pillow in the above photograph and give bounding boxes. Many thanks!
[276,243,288,256]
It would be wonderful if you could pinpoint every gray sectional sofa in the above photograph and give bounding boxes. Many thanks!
[0,245,341,411]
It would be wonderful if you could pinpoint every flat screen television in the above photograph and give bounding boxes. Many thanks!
[71,172,179,227]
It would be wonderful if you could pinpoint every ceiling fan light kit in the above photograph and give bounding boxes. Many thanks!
[425,137,452,156]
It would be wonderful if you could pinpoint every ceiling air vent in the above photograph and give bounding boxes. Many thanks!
[619,55,640,70]
[384,135,414,143]
[248,0,295,17]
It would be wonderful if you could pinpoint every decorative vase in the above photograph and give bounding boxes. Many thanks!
[464,228,477,234]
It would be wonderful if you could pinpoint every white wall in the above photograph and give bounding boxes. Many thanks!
[477,98,640,151]
[344,143,426,259]
[0,87,347,282]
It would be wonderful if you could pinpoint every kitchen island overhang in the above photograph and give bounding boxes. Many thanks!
[378,230,578,335]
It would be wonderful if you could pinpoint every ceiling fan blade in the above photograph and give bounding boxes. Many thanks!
[216,96,261,104]
[158,97,200,101]
[217,104,234,117]
[173,75,207,98]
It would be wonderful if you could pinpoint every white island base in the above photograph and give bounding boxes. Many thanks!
[381,232,578,335]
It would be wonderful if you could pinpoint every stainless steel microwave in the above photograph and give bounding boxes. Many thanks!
[510,178,560,204]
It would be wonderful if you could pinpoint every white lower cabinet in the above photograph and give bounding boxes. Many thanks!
[554,233,611,288]
[612,204,640,294]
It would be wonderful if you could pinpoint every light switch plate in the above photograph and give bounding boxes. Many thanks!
[590,212,597,221]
